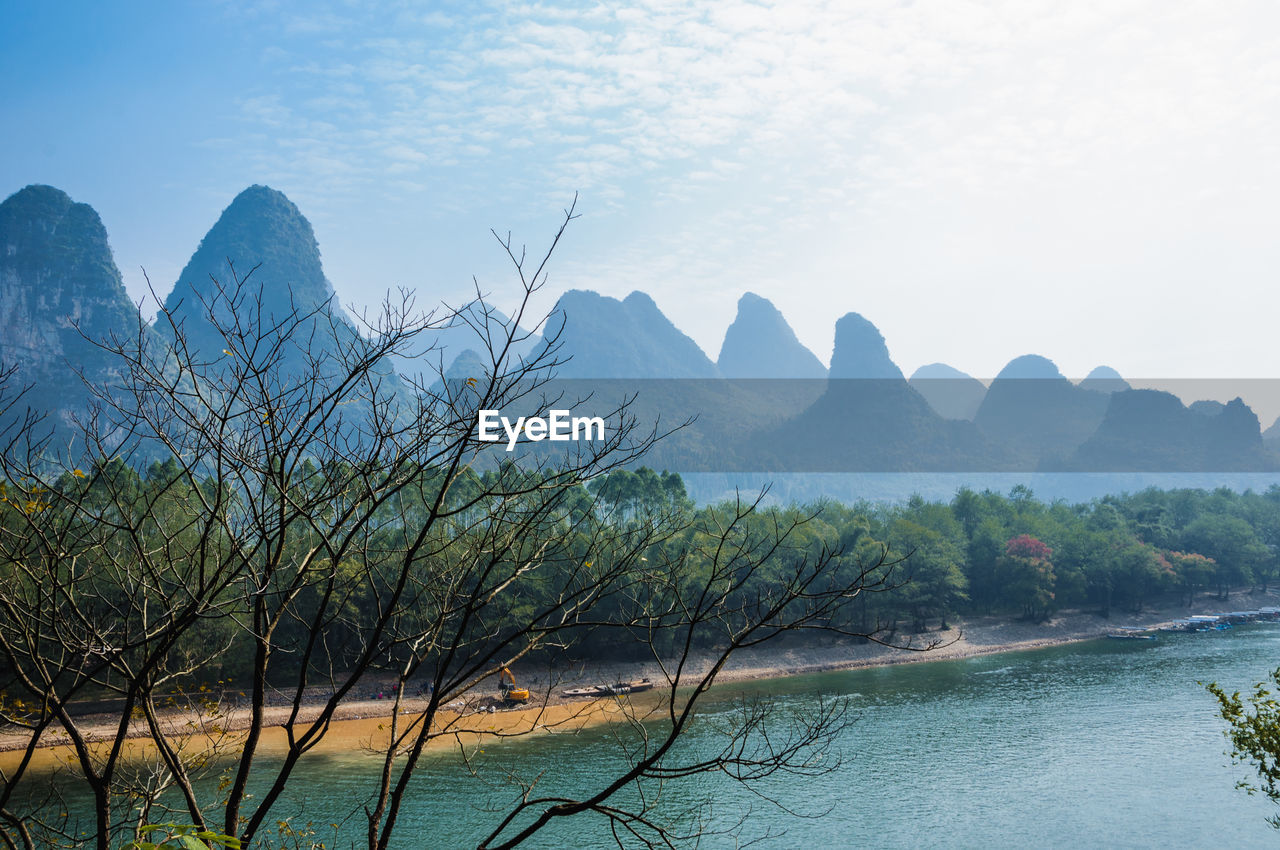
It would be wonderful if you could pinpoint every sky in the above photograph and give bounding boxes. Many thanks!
[4,0,1280,395]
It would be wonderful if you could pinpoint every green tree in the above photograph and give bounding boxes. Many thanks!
[964,516,1007,613]
[1207,669,1280,829]
[886,517,967,632]
[1111,539,1173,612]
[1163,550,1215,605]
[1181,514,1269,598]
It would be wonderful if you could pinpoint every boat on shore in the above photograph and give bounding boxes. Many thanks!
[1160,608,1280,633]
[1106,630,1157,641]
[562,678,655,698]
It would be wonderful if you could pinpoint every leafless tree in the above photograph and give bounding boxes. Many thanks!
[0,203,910,850]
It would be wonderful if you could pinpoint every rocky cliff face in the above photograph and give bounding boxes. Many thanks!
[152,184,415,443]
[0,185,143,425]
[159,185,346,363]
[827,312,903,380]
[717,292,826,378]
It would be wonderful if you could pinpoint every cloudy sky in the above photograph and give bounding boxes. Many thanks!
[5,0,1280,389]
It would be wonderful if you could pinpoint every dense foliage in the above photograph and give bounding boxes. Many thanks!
[6,458,1280,848]
[589,475,1280,632]
[5,469,1275,701]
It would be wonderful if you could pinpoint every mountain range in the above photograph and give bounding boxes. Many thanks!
[1,182,1275,475]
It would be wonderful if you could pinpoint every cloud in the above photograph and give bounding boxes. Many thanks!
[208,0,1280,377]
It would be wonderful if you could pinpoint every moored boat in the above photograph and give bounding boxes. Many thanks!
[562,677,656,698]
[1107,627,1157,640]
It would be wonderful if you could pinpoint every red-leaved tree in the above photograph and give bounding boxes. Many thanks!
[999,535,1055,621]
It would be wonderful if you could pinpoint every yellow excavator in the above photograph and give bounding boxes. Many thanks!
[499,667,530,704]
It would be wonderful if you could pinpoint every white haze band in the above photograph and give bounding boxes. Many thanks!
[477,409,606,451]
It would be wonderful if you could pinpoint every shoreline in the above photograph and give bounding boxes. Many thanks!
[4,591,1275,765]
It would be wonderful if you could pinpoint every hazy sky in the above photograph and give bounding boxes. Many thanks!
[4,0,1280,389]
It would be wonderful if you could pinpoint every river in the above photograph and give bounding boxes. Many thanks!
[13,623,1280,847]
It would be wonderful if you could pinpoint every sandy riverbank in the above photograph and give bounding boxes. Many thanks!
[0,696,636,773]
[4,590,1274,768]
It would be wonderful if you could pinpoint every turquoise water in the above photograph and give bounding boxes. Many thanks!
[19,625,1280,847]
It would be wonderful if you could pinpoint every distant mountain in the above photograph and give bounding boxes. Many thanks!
[909,363,987,421]
[392,302,540,380]
[827,312,903,379]
[1189,400,1226,416]
[424,348,492,407]
[535,290,719,378]
[716,292,826,378]
[444,349,487,382]
[1079,366,1130,394]
[1068,390,1276,471]
[159,185,355,367]
[974,355,1110,465]
[154,184,412,444]
[1265,416,1280,451]
[0,184,145,435]
[757,312,994,470]
[6,182,1278,479]
[988,353,1061,380]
